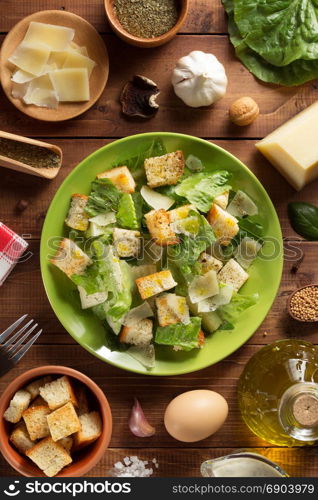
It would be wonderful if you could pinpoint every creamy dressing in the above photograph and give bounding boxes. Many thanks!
[201,454,286,477]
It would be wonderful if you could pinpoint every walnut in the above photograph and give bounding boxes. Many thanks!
[229,97,259,126]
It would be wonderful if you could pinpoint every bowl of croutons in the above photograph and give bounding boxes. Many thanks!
[0,366,112,477]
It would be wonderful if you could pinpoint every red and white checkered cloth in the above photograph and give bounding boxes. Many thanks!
[0,222,28,286]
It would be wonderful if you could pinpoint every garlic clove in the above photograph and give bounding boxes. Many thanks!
[129,398,156,438]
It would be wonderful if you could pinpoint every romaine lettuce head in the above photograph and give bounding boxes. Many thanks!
[155,317,202,351]
[175,171,231,212]
[222,0,318,86]
[233,0,318,67]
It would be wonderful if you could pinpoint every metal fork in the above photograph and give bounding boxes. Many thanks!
[0,315,43,377]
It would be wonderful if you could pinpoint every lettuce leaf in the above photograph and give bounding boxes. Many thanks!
[116,193,139,229]
[175,171,231,212]
[233,0,318,67]
[85,178,122,217]
[155,317,202,351]
[219,292,259,325]
[222,0,318,86]
[168,213,216,276]
[73,242,132,334]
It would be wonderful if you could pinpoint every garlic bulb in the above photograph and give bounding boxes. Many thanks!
[171,51,228,108]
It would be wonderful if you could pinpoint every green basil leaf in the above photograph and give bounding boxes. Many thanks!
[288,202,318,240]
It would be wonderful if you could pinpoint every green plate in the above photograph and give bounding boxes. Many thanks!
[40,133,283,376]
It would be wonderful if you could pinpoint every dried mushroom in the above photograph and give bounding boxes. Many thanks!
[120,75,160,119]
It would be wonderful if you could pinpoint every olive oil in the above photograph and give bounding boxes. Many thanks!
[238,340,318,446]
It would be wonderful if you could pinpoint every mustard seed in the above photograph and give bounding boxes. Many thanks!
[290,286,318,322]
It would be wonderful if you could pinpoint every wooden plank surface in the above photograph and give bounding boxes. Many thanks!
[0,0,227,34]
[0,345,317,476]
[1,0,318,480]
[0,35,316,138]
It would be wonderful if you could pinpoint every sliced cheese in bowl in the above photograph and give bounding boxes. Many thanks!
[11,68,35,84]
[23,22,75,51]
[8,43,51,76]
[48,50,70,68]
[24,88,59,109]
[63,52,96,77]
[49,68,90,101]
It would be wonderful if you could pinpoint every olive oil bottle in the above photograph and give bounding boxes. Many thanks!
[238,339,318,446]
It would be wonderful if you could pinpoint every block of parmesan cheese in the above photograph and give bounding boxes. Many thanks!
[256,102,318,190]
[49,68,90,102]
[23,22,75,51]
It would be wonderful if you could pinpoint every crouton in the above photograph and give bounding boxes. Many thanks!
[50,238,92,277]
[144,151,185,188]
[214,191,229,210]
[145,209,179,246]
[26,437,72,477]
[39,376,78,410]
[113,228,141,257]
[22,405,51,441]
[217,258,249,292]
[65,194,89,231]
[73,412,102,450]
[10,423,35,454]
[30,396,47,407]
[25,376,53,401]
[97,166,135,193]
[75,385,90,416]
[136,270,177,300]
[207,204,239,246]
[4,390,31,424]
[199,252,223,273]
[47,402,81,442]
[156,293,190,327]
[120,318,153,346]
[169,204,196,222]
[58,437,73,453]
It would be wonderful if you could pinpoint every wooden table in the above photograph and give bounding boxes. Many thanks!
[0,0,318,478]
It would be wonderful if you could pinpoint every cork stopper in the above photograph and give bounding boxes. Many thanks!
[292,394,318,427]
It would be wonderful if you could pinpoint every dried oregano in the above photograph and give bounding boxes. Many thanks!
[113,0,178,39]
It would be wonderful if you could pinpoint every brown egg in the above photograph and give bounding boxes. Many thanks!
[164,390,228,442]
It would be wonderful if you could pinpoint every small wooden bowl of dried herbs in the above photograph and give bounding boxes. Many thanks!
[288,285,318,323]
[105,0,189,48]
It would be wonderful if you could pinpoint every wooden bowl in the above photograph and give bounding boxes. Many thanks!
[0,10,109,122]
[287,284,318,323]
[0,366,112,477]
[104,0,189,48]
[0,130,62,179]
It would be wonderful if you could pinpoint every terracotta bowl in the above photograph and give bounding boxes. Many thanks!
[104,0,189,48]
[0,366,112,477]
[287,284,318,323]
